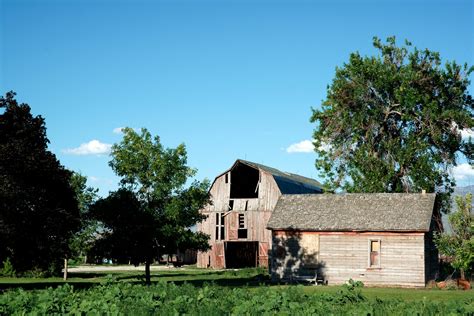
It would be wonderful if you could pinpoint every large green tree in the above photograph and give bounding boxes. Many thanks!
[311,37,474,218]
[0,91,80,274]
[90,128,210,283]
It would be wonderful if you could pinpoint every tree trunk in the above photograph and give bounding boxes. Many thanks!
[145,259,151,285]
[460,268,465,280]
[63,258,68,281]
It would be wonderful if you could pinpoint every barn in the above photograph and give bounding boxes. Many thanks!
[196,159,323,269]
[267,193,439,287]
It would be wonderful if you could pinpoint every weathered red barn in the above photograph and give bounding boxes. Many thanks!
[267,193,439,287]
[197,159,323,269]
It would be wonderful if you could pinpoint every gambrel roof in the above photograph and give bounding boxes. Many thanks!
[267,193,436,232]
[235,159,323,194]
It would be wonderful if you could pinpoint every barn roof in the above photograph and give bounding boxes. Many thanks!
[237,160,323,193]
[267,193,436,232]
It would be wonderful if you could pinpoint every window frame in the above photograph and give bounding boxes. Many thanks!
[237,213,248,239]
[215,212,225,241]
[368,238,381,269]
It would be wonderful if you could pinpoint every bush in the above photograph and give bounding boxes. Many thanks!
[19,267,47,278]
[0,258,16,277]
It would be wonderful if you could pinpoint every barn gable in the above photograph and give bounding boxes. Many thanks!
[197,159,323,269]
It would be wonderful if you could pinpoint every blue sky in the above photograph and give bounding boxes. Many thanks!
[1,0,473,195]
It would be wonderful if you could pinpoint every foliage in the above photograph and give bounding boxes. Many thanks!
[68,172,99,263]
[90,128,210,282]
[338,279,365,304]
[0,258,16,277]
[311,36,474,214]
[435,193,474,279]
[0,91,81,274]
[88,189,156,265]
[0,282,473,315]
[69,172,98,216]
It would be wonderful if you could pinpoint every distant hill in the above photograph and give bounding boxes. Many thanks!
[453,185,474,197]
[441,185,474,233]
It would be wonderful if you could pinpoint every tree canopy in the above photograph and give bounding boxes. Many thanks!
[311,37,474,216]
[0,91,80,274]
[68,172,99,263]
[90,128,210,283]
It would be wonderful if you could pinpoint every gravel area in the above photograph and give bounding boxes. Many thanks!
[68,265,186,273]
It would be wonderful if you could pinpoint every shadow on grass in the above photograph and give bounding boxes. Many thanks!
[0,272,271,291]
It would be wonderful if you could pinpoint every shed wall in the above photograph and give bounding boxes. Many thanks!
[271,231,427,287]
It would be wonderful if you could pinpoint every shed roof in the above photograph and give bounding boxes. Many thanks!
[267,193,436,232]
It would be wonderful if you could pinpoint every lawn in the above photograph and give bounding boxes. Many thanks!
[0,265,471,303]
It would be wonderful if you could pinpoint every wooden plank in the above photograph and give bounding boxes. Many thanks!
[197,163,283,269]
[271,231,428,287]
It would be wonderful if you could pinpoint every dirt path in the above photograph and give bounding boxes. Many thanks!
[69,265,186,273]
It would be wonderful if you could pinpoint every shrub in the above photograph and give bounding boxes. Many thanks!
[0,258,16,277]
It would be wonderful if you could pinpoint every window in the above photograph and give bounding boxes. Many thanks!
[238,213,247,239]
[369,239,381,268]
[221,213,225,240]
[225,173,229,184]
[239,214,245,228]
[215,213,225,240]
[215,213,219,241]
[229,200,234,210]
[244,200,248,211]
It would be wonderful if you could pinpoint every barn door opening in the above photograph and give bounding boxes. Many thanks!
[224,241,258,268]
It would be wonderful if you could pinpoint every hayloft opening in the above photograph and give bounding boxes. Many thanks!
[230,163,259,198]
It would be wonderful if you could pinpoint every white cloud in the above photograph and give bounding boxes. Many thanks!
[460,128,474,140]
[87,176,113,185]
[286,140,331,154]
[63,140,112,156]
[88,176,100,182]
[286,140,314,153]
[113,127,140,134]
[450,122,474,140]
[452,163,474,180]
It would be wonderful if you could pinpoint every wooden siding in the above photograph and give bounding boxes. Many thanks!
[258,171,281,211]
[197,169,281,268]
[271,231,427,287]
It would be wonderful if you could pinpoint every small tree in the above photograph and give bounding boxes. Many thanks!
[69,172,99,264]
[90,128,210,284]
[89,189,156,267]
[435,194,474,280]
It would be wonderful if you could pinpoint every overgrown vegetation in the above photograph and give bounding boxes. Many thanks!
[435,193,474,280]
[0,281,472,315]
[0,258,15,278]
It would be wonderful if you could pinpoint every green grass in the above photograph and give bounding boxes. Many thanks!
[0,266,472,303]
[299,285,473,302]
[0,267,266,290]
